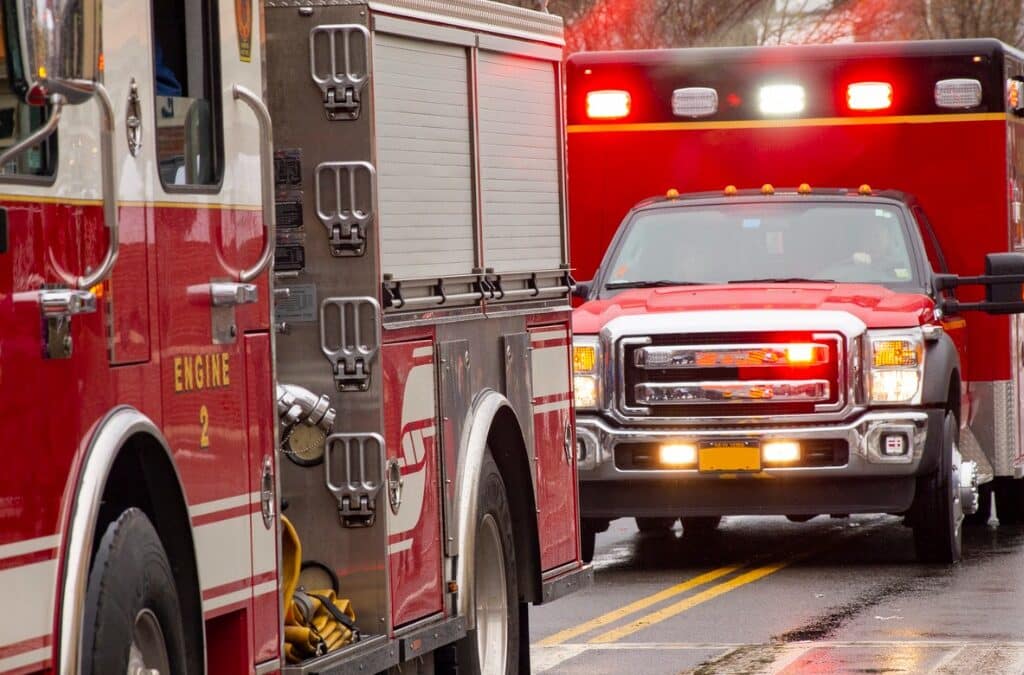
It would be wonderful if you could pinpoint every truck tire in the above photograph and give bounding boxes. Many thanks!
[82,508,188,675]
[964,483,993,527]
[994,478,1024,525]
[912,412,963,564]
[454,449,519,675]
[681,516,722,535]
[635,517,675,533]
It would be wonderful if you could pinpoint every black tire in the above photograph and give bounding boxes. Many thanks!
[453,450,519,675]
[635,517,676,533]
[681,516,722,535]
[912,412,963,564]
[82,508,188,675]
[580,522,597,563]
[964,482,993,527]
[994,478,1024,525]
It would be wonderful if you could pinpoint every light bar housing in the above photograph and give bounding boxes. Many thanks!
[936,78,983,109]
[635,343,829,369]
[635,380,830,406]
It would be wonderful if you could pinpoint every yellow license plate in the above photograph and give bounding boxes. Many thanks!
[698,444,761,472]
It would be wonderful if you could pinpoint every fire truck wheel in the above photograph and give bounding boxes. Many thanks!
[635,517,676,533]
[993,478,1024,525]
[455,449,519,675]
[82,508,188,675]
[912,412,963,564]
[681,516,722,536]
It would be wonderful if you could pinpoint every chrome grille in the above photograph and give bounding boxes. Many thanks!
[620,332,844,419]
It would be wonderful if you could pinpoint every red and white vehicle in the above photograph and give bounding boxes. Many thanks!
[566,39,1024,564]
[0,0,587,674]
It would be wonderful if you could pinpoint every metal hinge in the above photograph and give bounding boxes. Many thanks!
[310,24,370,121]
[315,161,376,257]
[325,433,385,527]
[40,288,97,359]
[320,296,380,391]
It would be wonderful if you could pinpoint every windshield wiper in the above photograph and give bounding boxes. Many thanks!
[727,277,835,284]
[605,280,707,289]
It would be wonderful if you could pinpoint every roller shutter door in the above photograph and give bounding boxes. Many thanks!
[477,51,562,272]
[373,33,475,279]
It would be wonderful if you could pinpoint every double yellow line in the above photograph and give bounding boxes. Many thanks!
[539,558,795,645]
[540,521,883,646]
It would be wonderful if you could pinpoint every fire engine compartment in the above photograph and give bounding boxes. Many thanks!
[265,0,575,670]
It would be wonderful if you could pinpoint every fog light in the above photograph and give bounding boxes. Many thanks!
[763,441,800,463]
[659,443,697,467]
[881,432,908,456]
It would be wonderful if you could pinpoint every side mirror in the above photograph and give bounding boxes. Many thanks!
[573,280,592,300]
[5,0,102,105]
[936,252,1024,315]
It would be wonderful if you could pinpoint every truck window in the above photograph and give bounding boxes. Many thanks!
[0,9,57,179]
[911,205,947,273]
[603,201,921,291]
[151,0,223,189]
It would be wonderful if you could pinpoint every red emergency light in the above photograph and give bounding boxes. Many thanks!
[586,90,631,119]
[847,82,893,111]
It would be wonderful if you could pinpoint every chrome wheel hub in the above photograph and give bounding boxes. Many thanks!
[475,513,508,675]
[126,608,170,675]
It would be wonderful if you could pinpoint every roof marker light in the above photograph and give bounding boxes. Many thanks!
[759,84,805,115]
[936,78,982,109]
[858,184,872,195]
[586,90,631,119]
[724,185,738,196]
[847,82,892,111]
[797,183,812,194]
[761,184,775,195]
[673,87,718,118]
[666,188,680,200]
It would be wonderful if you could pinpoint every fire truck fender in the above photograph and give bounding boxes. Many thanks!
[921,332,961,414]
[58,405,205,675]
[454,389,539,631]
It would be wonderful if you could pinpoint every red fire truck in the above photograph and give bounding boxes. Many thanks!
[567,39,1024,564]
[0,0,587,674]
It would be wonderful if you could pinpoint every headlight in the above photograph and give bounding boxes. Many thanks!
[866,331,924,404]
[573,337,601,411]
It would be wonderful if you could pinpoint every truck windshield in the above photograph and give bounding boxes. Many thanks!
[603,201,920,292]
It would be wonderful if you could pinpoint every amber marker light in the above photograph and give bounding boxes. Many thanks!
[785,344,821,364]
[858,184,872,195]
[724,185,738,196]
[797,183,812,194]
[763,441,800,464]
[573,345,596,372]
[761,183,775,195]
[666,188,680,200]
[586,90,631,119]
[659,443,698,467]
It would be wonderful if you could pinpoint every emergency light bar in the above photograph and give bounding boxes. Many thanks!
[847,82,892,111]
[759,84,805,115]
[586,90,631,119]
[936,78,982,109]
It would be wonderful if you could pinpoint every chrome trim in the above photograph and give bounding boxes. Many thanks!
[635,380,830,406]
[635,342,829,369]
[59,407,204,675]
[455,390,531,631]
[255,658,282,675]
[969,379,1018,476]
[603,310,861,425]
[576,409,930,481]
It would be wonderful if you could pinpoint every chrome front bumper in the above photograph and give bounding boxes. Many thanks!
[577,409,932,481]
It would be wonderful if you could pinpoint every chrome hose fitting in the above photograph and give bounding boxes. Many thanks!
[276,383,336,433]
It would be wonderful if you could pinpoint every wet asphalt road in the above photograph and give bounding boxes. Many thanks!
[529,511,1024,674]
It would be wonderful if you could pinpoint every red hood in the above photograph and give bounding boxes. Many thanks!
[573,283,934,334]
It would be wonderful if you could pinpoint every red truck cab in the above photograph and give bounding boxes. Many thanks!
[567,39,1024,564]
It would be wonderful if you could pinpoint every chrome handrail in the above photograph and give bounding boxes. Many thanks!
[232,84,276,283]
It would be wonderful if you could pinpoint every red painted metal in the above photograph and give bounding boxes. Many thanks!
[382,340,444,628]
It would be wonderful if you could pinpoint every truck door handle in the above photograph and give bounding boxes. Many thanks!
[210,282,258,307]
[231,84,276,283]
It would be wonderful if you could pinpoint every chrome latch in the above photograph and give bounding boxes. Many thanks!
[260,455,276,530]
[40,288,97,359]
[325,433,385,527]
[320,296,380,391]
[310,24,370,121]
[210,282,258,307]
[315,161,376,257]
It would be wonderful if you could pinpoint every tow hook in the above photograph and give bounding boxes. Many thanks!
[960,460,979,515]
